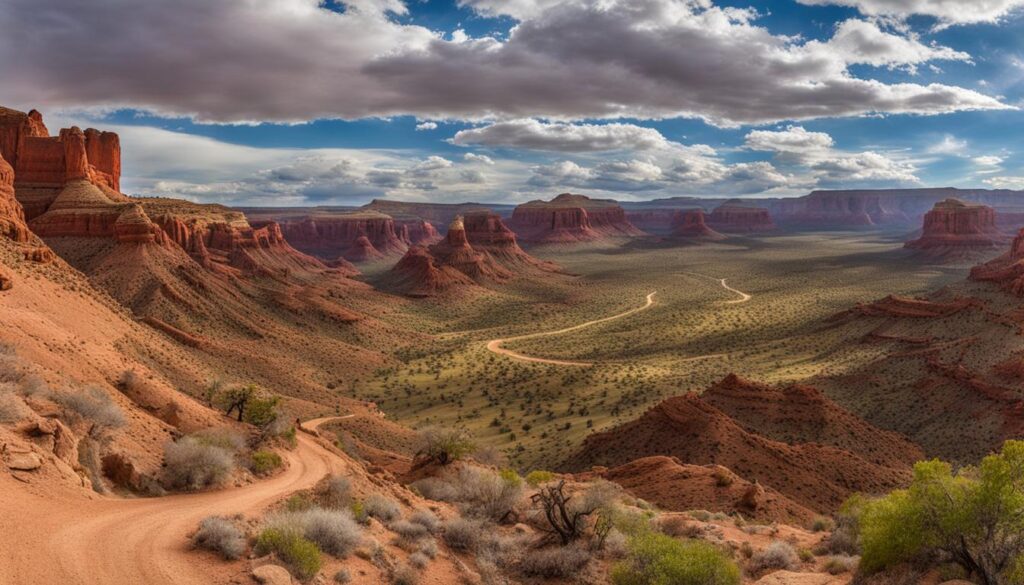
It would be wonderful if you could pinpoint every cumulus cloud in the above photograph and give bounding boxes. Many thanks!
[796,0,1024,28]
[810,19,970,71]
[415,121,438,131]
[984,176,1024,190]
[463,153,495,165]
[0,0,1008,125]
[450,119,670,152]
[926,134,969,155]
[973,155,1005,169]
[744,126,835,155]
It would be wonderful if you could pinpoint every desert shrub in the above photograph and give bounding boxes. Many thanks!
[417,538,438,559]
[408,477,459,502]
[365,494,401,522]
[255,527,322,581]
[816,495,865,556]
[163,436,235,490]
[530,479,617,545]
[391,520,431,545]
[443,517,484,551]
[265,507,363,558]
[250,450,283,475]
[0,387,29,423]
[519,545,592,578]
[824,555,858,575]
[748,541,799,574]
[286,493,314,512]
[333,568,351,583]
[323,475,352,509]
[408,509,440,533]
[526,470,556,487]
[409,551,430,569]
[603,528,629,559]
[611,532,740,585]
[192,428,247,452]
[192,516,246,560]
[50,386,125,432]
[455,466,523,522]
[391,564,419,585]
[350,500,369,524]
[656,515,696,538]
[417,426,475,465]
[798,548,815,562]
[812,516,835,532]
[472,445,508,468]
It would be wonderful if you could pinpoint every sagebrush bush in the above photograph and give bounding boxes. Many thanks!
[455,466,522,521]
[409,551,430,569]
[408,477,459,502]
[323,475,352,509]
[333,568,352,583]
[391,520,430,543]
[824,555,858,575]
[50,386,125,431]
[250,450,283,475]
[365,494,401,522]
[391,564,419,585]
[417,538,438,559]
[526,470,556,487]
[443,517,484,551]
[255,527,322,581]
[163,436,235,490]
[0,387,30,423]
[408,509,440,533]
[265,507,363,558]
[748,541,799,574]
[612,533,740,585]
[519,545,592,578]
[192,516,246,560]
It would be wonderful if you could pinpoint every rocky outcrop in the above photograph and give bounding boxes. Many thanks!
[509,193,644,244]
[707,200,775,233]
[463,212,559,271]
[905,199,1004,257]
[670,209,724,240]
[395,218,441,246]
[564,375,917,513]
[271,212,407,263]
[0,152,30,242]
[971,228,1024,296]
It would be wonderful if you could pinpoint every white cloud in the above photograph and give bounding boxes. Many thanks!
[926,134,969,156]
[744,126,835,155]
[450,119,671,152]
[797,0,1024,28]
[415,121,438,131]
[463,153,495,165]
[0,0,1008,126]
[984,176,1024,190]
[808,19,970,71]
[973,155,1005,167]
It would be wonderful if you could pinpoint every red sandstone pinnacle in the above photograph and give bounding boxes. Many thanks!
[670,209,725,240]
[905,198,1003,254]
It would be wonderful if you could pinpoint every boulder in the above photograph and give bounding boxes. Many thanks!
[252,564,294,585]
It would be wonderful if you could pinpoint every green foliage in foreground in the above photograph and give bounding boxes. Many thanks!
[857,440,1024,585]
[255,527,322,581]
[611,532,740,585]
[250,450,283,475]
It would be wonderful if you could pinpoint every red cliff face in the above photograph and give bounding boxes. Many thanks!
[971,228,1024,296]
[463,211,560,271]
[395,218,441,246]
[707,200,775,233]
[905,199,1004,256]
[508,193,644,244]
[670,209,724,240]
[0,153,30,243]
[275,212,407,262]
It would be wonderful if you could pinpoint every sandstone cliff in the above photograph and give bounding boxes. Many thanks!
[971,227,1024,295]
[271,211,408,263]
[707,200,775,233]
[0,152,29,243]
[463,211,559,271]
[670,209,724,240]
[905,198,1005,257]
[508,193,644,244]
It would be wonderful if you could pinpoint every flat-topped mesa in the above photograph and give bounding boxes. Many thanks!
[272,211,408,263]
[707,199,775,233]
[0,152,31,243]
[508,192,644,244]
[670,209,724,240]
[905,198,1004,256]
[463,211,560,271]
[971,228,1024,296]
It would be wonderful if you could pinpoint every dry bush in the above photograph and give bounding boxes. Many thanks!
[322,475,352,509]
[365,494,402,523]
[748,541,799,574]
[657,515,700,538]
[518,544,592,578]
[163,436,236,490]
[0,386,30,423]
[443,517,484,551]
[391,564,419,585]
[408,509,440,533]
[409,477,459,502]
[391,520,431,547]
[824,555,858,575]
[417,538,438,559]
[456,466,522,522]
[265,507,363,558]
[193,516,246,560]
[417,426,475,465]
[50,386,125,432]
[408,551,430,569]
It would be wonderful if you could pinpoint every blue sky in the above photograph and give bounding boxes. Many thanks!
[3,0,1024,205]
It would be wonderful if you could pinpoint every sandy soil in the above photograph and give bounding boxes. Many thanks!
[0,418,348,585]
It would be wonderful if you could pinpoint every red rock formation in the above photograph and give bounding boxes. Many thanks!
[563,376,917,513]
[509,193,644,244]
[463,211,559,271]
[395,218,441,246]
[273,212,407,262]
[845,295,979,318]
[905,199,1004,257]
[670,209,724,240]
[383,245,476,298]
[362,199,499,226]
[0,152,30,242]
[625,209,680,233]
[707,200,775,233]
[971,228,1024,296]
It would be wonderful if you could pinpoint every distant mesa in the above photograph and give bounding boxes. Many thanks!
[670,209,725,240]
[707,199,775,233]
[904,198,1005,258]
[971,226,1024,296]
[563,374,918,514]
[361,198,507,227]
[385,212,557,297]
[508,192,645,244]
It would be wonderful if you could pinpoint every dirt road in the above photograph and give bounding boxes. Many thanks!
[683,272,752,304]
[0,417,349,585]
[485,291,658,366]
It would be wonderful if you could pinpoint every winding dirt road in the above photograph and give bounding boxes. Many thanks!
[0,416,351,585]
[485,291,658,366]
[683,272,752,304]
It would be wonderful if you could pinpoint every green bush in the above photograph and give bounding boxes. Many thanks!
[857,440,1024,585]
[251,450,283,475]
[611,532,740,585]
[526,470,556,487]
[255,527,322,581]
[417,427,475,464]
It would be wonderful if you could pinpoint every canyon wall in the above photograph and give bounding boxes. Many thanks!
[670,209,724,240]
[707,200,775,233]
[508,193,644,244]
[905,198,1004,256]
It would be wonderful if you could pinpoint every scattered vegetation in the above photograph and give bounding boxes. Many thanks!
[519,544,592,578]
[255,526,322,581]
[249,450,283,475]
[417,426,475,465]
[748,540,799,574]
[163,435,237,490]
[192,516,246,560]
[611,532,740,585]
[264,507,363,558]
[364,494,401,523]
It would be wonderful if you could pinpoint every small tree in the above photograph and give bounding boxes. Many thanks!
[417,427,475,465]
[858,440,1024,585]
[531,479,605,545]
[213,384,281,429]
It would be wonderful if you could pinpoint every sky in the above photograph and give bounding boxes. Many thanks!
[2,0,1024,206]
